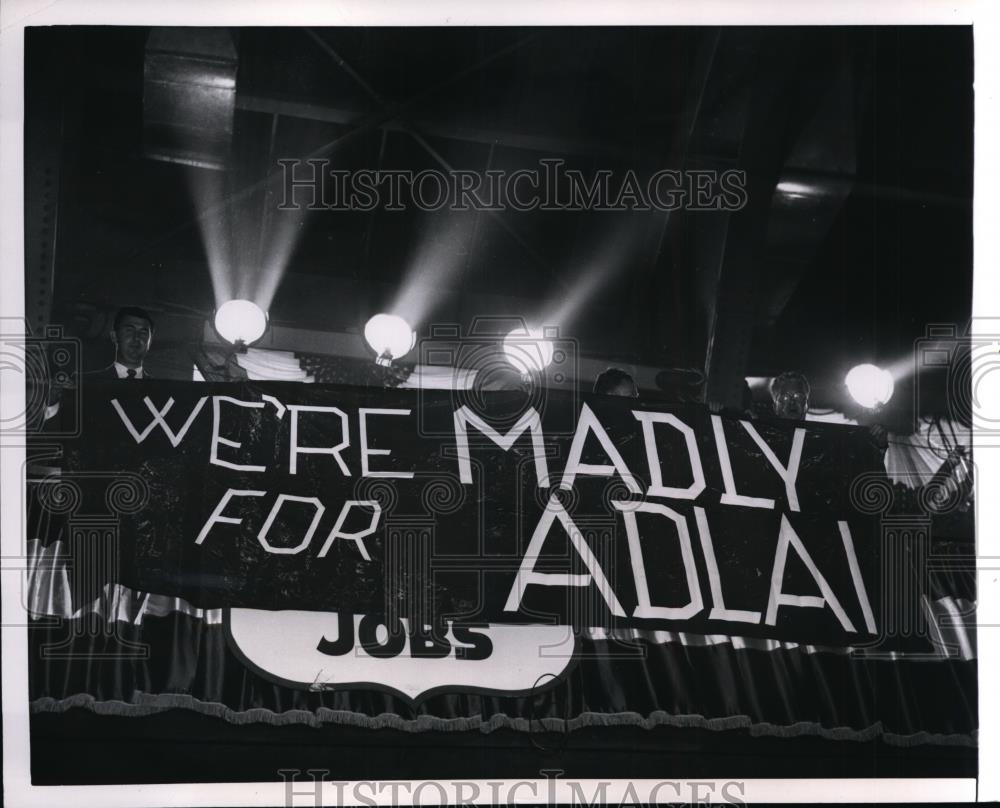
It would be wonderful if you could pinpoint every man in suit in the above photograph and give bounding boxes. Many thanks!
[42,306,155,427]
[74,306,164,620]
[88,306,155,379]
[35,307,160,620]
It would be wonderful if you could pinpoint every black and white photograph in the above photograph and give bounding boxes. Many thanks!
[1,2,996,805]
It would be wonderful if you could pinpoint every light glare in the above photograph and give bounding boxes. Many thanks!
[845,364,894,409]
[214,299,268,345]
[503,327,555,374]
[364,313,416,365]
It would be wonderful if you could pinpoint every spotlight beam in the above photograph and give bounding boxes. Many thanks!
[188,168,237,305]
[117,32,541,275]
[391,216,477,329]
[252,112,283,306]
[305,30,570,295]
[541,219,647,330]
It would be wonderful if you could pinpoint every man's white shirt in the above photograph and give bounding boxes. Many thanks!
[113,361,145,379]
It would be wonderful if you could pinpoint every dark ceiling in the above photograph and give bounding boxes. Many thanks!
[25,26,973,422]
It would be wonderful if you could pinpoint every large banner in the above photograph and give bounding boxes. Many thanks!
[26,380,977,743]
[57,381,883,642]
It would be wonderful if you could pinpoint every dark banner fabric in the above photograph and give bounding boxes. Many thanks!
[56,381,882,646]
[26,380,977,746]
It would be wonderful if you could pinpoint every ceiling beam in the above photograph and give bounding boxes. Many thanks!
[702,31,803,410]
[301,28,570,292]
[117,31,541,273]
[235,93,647,160]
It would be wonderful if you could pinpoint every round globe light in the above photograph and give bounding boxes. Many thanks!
[503,327,555,374]
[364,313,416,365]
[845,363,894,409]
[214,299,268,346]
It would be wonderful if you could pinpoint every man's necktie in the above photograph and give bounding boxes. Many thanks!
[126,369,137,379]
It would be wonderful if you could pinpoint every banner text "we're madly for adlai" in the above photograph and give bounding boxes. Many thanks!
[107,392,878,639]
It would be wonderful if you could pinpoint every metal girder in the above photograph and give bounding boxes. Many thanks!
[118,31,540,272]
[302,28,569,292]
[143,28,239,171]
[702,31,804,410]
[235,93,656,161]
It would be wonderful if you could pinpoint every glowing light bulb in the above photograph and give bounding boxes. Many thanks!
[503,327,555,374]
[214,299,268,346]
[845,364,894,409]
[364,313,416,366]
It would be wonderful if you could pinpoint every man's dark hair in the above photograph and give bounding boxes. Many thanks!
[113,306,155,332]
[594,367,636,395]
[769,370,810,399]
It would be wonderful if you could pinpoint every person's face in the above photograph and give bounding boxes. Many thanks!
[608,380,639,398]
[112,315,152,367]
[772,382,809,420]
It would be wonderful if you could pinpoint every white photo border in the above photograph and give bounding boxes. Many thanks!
[0,1,991,804]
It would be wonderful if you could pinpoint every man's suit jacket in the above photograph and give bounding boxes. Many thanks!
[51,363,162,616]
[45,365,151,423]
